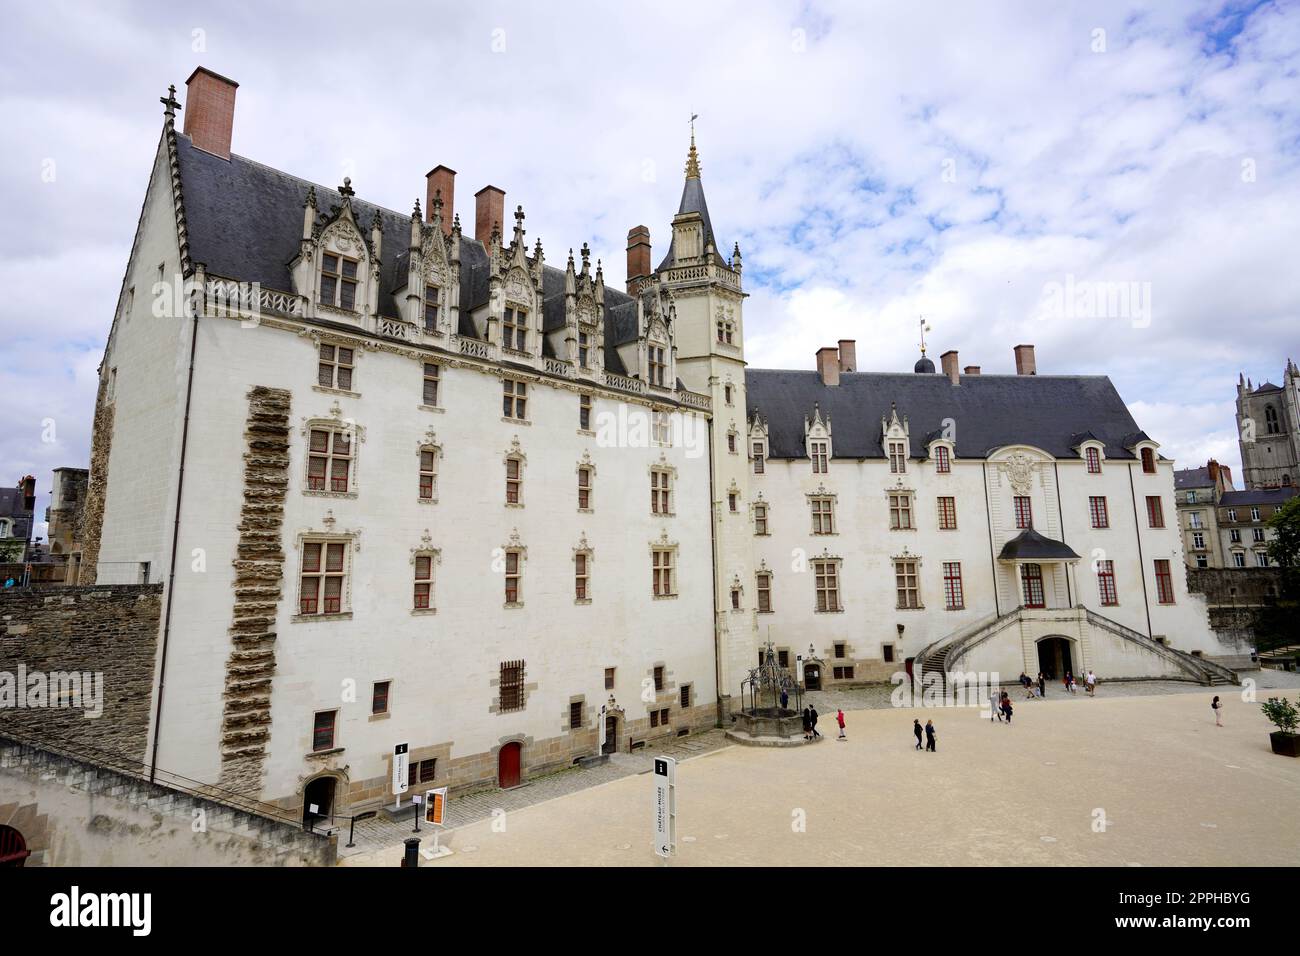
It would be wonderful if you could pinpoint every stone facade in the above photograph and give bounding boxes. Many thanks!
[1236,362,1300,490]
[77,380,114,586]
[1187,566,1285,650]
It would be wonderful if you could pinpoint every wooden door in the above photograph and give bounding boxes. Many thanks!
[602,715,617,755]
[498,741,521,788]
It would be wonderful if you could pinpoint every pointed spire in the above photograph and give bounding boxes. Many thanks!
[512,204,525,243]
[304,185,318,209]
[580,242,591,274]
[685,113,701,179]
[431,188,444,227]
[412,197,422,221]
[160,84,181,120]
[339,177,355,198]
[370,208,384,234]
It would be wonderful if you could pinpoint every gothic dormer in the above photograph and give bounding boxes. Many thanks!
[881,403,911,473]
[805,402,832,471]
[488,205,544,358]
[562,243,605,375]
[292,178,380,324]
[397,193,461,337]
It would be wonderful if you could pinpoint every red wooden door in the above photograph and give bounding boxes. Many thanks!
[498,742,521,789]
[0,826,29,867]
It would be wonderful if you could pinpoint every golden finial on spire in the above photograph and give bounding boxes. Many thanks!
[685,112,701,179]
[918,315,932,355]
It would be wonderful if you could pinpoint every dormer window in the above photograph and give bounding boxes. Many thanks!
[648,345,668,387]
[318,344,353,391]
[889,441,907,474]
[752,441,766,475]
[579,331,592,368]
[1085,447,1101,474]
[934,446,950,474]
[810,440,828,474]
[1141,447,1156,474]
[423,285,440,331]
[320,253,358,310]
[503,306,528,352]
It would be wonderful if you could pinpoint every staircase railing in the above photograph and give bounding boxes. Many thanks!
[1082,609,1234,685]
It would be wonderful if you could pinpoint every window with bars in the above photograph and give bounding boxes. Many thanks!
[753,502,769,535]
[371,681,390,715]
[312,710,336,752]
[833,666,855,680]
[652,548,676,597]
[1096,560,1118,605]
[502,379,527,419]
[569,700,584,730]
[943,561,964,610]
[651,470,672,515]
[318,344,355,391]
[1020,563,1045,608]
[419,447,437,500]
[503,306,528,352]
[577,467,592,510]
[834,643,845,659]
[756,572,772,612]
[895,559,921,609]
[889,441,907,474]
[499,660,525,712]
[752,442,765,474]
[300,541,346,615]
[648,346,667,386]
[935,446,950,473]
[574,552,590,601]
[680,685,691,709]
[579,393,592,430]
[1086,447,1101,473]
[413,554,434,609]
[1089,496,1109,529]
[1146,495,1164,528]
[423,284,440,331]
[810,440,828,474]
[1141,447,1156,474]
[937,496,957,530]
[888,493,913,530]
[813,560,841,612]
[307,428,352,492]
[810,496,835,534]
[422,363,440,406]
[505,457,523,504]
[504,550,523,604]
[418,759,437,784]
[1014,496,1033,529]
[1154,559,1174,604]
[319,253,358,310]
[654,666,665,692]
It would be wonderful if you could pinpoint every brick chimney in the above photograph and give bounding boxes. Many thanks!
[1014,344,1037,376]
[20,475,35,513]
[475,185,505,247]
[184,67,238,160]
[940,350,960,385]
[426,166,456,236]
[963,365,981,375]
[838,340,857,373]
[816,347,840,386]
[626,226,651,294]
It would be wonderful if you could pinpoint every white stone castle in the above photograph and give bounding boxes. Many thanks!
[81,68,1235,819]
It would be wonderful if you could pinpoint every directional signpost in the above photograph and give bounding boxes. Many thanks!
[393,742,409,809]
[654,756,676,860]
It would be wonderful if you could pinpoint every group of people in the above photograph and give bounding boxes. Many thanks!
[912,718,937,750]
[988,690,1016,723]
[1017,669,1098,698]
[799,705,847,740]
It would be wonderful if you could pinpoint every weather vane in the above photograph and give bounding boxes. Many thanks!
[918,315,933,355]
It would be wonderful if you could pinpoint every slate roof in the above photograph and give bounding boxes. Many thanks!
[1175,467,1213,489]
[0,487,26,520]
[1219,488,1298,507]
[997,529,1082,562]
[657,174,721,271]
[746,369,1148,461]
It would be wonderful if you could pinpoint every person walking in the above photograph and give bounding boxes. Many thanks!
[1212,695,1223,727]
[1085,670,1097,696]
[913,718,924,750]
[836,708,847,740]
[810,706,822,739]
[1037,672,1046,699]
[780,688,789,710]
[989,688,1002,722]
[924,719,937,752]
[802,706,812,740]
[1000,693,1014,724]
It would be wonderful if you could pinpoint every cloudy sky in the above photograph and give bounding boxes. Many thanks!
[2,0,1298,539]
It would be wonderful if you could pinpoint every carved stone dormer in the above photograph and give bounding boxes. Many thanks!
[291,179,379,325]
[487,205,544,360]
[805,402,832,461]
[399,192,460,336]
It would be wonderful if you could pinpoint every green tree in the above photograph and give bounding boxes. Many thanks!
[1256,496,1300,654]
[1265,496,1300,569]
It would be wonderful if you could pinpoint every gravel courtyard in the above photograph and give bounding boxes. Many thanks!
[342,676,1300,867]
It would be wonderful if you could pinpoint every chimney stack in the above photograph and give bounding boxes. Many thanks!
[475,185,505,247]
[183,67,238,160]
[940,350,960,385]
[837,340,857,373]
[426,166,456,236]
[963,365,981,375]
[816,347,840,386]
[1014,344,1037,376]
[1207,459,1220,483]
[626,225,651,294]
[20,475,35,512]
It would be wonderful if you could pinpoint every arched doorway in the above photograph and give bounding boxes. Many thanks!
[0,825,29,867]
[1036,636,1074,681]
[602,714,618,755]
[498,741,522,789]
[302,776,336,830]
[804,661,822,691]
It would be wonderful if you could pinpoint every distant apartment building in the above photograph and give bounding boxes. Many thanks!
[1174,459,1234,568]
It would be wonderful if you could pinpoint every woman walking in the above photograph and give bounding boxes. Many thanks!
[1000,693,1014,725]
[925,719,937,752]
[1212,695,1223,727]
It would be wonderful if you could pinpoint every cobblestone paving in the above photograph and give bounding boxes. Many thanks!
[337,727,730,857]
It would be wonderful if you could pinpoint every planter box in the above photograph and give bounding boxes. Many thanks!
[1269,732,1300,757]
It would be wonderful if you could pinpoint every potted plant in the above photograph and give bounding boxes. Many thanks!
[1261,697,1300,757]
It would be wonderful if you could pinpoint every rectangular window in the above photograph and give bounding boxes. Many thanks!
[579,393,592,430]
[413,554,433,609]
[1089,496,1109,529]
[680,685,691,709]
[506,457,522,504]
[724,384,733,405]
[889,441,907,474]
[1086,447,1101,473]
[499,660,525,712]
[1251,507,1261,521]
[652,548,675,597]
[650,709,659,728]
[654,666,665,691]
[651,471,672,515]
[1096,559,1118,606]
[814,560,841,612]
[300,541,346,615]
[502,379,528,420]
[1195,554,1208,569]
[307,427,352,492]
[317,343,354,391]
[937,496,957,530]
[895,559,920,609]
[1014,496,1033,529]
[648,346,667,387]
[935,446,950,473]
[653,411,671,445]
[756,572,772,613]
[810,440,828,474]
[753,502,768,535]
[888,493,913,530]
[727,433,737,454]
[1227,508,1237,522]
[882,645,895,664]
[578,331,591,368]
[1256,551,1270,567]
[811,497,835,534]
[1230,529,1241,543]
[834,643,845,659]
[423,284,440,331]
[1192,531,1205,549]
[605,667,615,690]
[503,306,528,352]
[319,253,358,310]
[1141,447,1156,474]
[419,448,437,500]
[574,552,590,600]
[1232,551,1245,568]
[778,650,789,668]
[371,682,390,715]
[943,561,964,610]
[312,710,336,752]
[1020,563,1045,608]
[1253,527,1265,543]
[577,467,592,510]
[422,362,439,406]
[1146,495,1164,528]
[418,759,436,784]
[570,700,584,730]
[1189,513,1203,529]
[1154,559,1174,604]
[752,442,765,474]
[728,492,738,513]
[504,550,522,604]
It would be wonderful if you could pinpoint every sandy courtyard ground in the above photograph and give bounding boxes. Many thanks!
[342,688,1300,867]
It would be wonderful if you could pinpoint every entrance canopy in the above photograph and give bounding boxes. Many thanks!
[997,529,1081,563]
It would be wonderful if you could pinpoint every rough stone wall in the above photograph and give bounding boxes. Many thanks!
[1186,566,1284,604]
[0,584,161,761]
[219,387,291,796]
[0,737,334,866]
[77,378,115,586]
